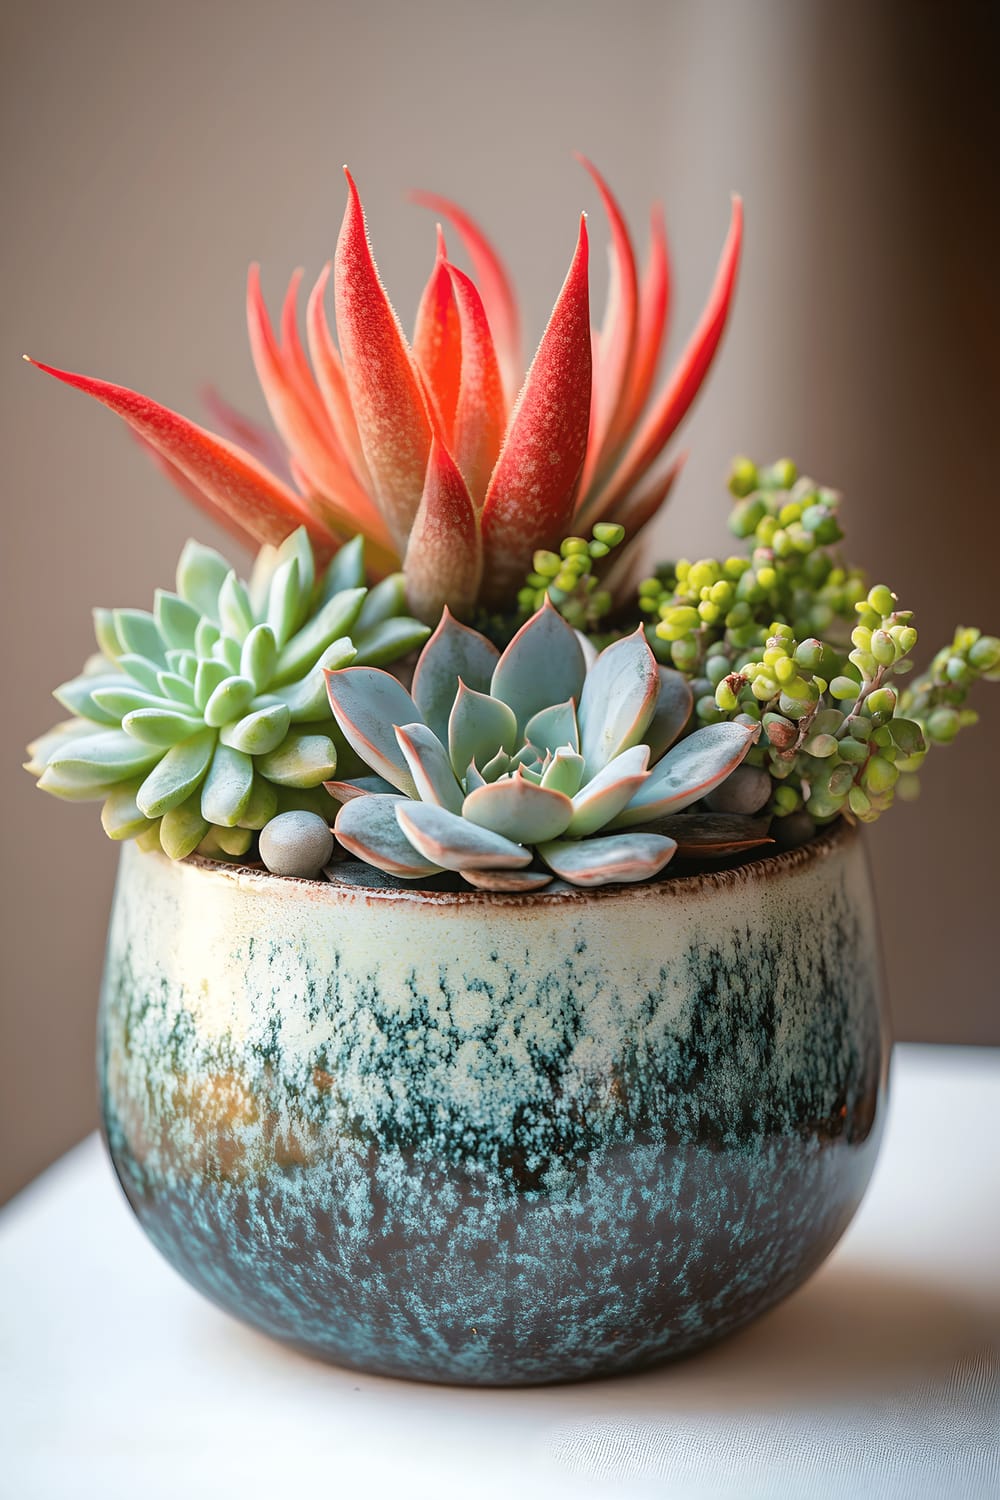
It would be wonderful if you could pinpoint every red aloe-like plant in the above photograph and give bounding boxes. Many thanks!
[28,159,742,623]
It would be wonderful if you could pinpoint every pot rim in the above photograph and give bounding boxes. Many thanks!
[144,817,858,909]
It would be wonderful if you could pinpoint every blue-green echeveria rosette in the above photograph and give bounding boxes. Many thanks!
[25,528,429,858]
[325,599,760,890]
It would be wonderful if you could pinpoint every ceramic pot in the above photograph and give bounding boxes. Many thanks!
[99,819,888,1385]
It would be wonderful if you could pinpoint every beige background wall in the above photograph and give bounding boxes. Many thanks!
[2,0,998,1204]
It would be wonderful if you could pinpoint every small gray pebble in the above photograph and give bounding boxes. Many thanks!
[259,811,335,878]
[704,764,772,816]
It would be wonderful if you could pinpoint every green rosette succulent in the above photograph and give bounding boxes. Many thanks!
[26,528,429,859]
[325,600,759,890]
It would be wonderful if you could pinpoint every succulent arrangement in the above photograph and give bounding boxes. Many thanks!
[24,162,998,889]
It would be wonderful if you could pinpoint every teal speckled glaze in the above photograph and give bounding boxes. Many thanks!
[99,821,888,1385]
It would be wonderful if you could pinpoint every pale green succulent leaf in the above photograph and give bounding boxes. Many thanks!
[411,609,500,744]
[240,624,279,692]
[235,774,279,830]
[176,540,229,619]
[610,722,758,829]
[257,731,338,789]
[92,608,124,660]
[266,557,303,647]
[100,780,150,840]
[491,600,586,732]
[134,818,164,852]
[541,747,585,798]
[37,765,124,801]
[199,824,254,858]
[262,637,357,723]
[537,832,678,887]
[459,868,554,892]
[217,570,256,643]
[203,674,256,729]
[325,666,421,796]
[394,723,464,814]
[568,745,651,837]
[154,590,201,651]
[273,588,367,687]
[578,628,660,779]
[220,702,292,756]
[136,728,216,818]
[335,793,443,879]
[46,729,161,786]
[25,718,95,777]
[645,668,695,761]
[92,685,180,719]
[211,633,242,675]
[319,534,365,599]
[117,654,165,695]
[248,542,281,617]
[463,771,573,844]
[200,742,254,826]
[53,673,127,726]
[274,526,315,603]
[396,801,532,872]
[479,748,512,783]
[166,650,198,684]
[195,618,221,658]
[524,700,579,758]
[464,761,487,792]
[194,658,229,712]
[356,573,406,632]
[157,670,197,708]
[113,610,167,667]
[160,793,210,860]
[123,707,205,748]
[448,682,518,781]
[353,617,431,667]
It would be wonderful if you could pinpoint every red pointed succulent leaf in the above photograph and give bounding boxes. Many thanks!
[479,216,593,606]
[26,358,335,559]
[446,263,507,508]
[412,227,463,442]
[615,202,671,457]
[576,154,639,499]
[590,195,743,521]
[409,188,522,403]
[305,264,372,490]
[334,168,432,552]
[403,438,482,624]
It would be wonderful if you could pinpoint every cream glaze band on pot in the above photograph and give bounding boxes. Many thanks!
[100,818,888,1385]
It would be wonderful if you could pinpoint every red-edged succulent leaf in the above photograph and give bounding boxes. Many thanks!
[463,770,573,844]
[610,721,758,829]
[26,358,336,558]
[324,665,423,797]
[403,438,482,623]
[305,264,373,491]
[334,169,432,551]
[394,722,464,814]
[409,188,522,403]
[412,227,462,442]
[479,217,592,605]
[537,831,677,887]
[335,793,443,877]
[411,607,500,744]
[459,868,553,892]
[592,196,743,517]
[567,744,651,837]
[490,597,587,732]
[577,627,660,778]
[324,774,398,803]
[446,263,507,507]
[396,800,532,872]
[576,156,638,499]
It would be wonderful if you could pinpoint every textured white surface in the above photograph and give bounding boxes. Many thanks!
[0,1043,997,1500]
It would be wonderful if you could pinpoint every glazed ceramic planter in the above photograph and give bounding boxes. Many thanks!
[100,820,888,1385]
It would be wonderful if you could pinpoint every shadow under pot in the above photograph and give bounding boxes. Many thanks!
[99,818,888,1385]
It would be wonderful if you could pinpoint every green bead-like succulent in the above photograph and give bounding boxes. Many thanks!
[26,528,429,859]
[325,600,759,890]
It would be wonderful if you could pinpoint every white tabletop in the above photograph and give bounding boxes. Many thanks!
[1,1043,997,1500]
